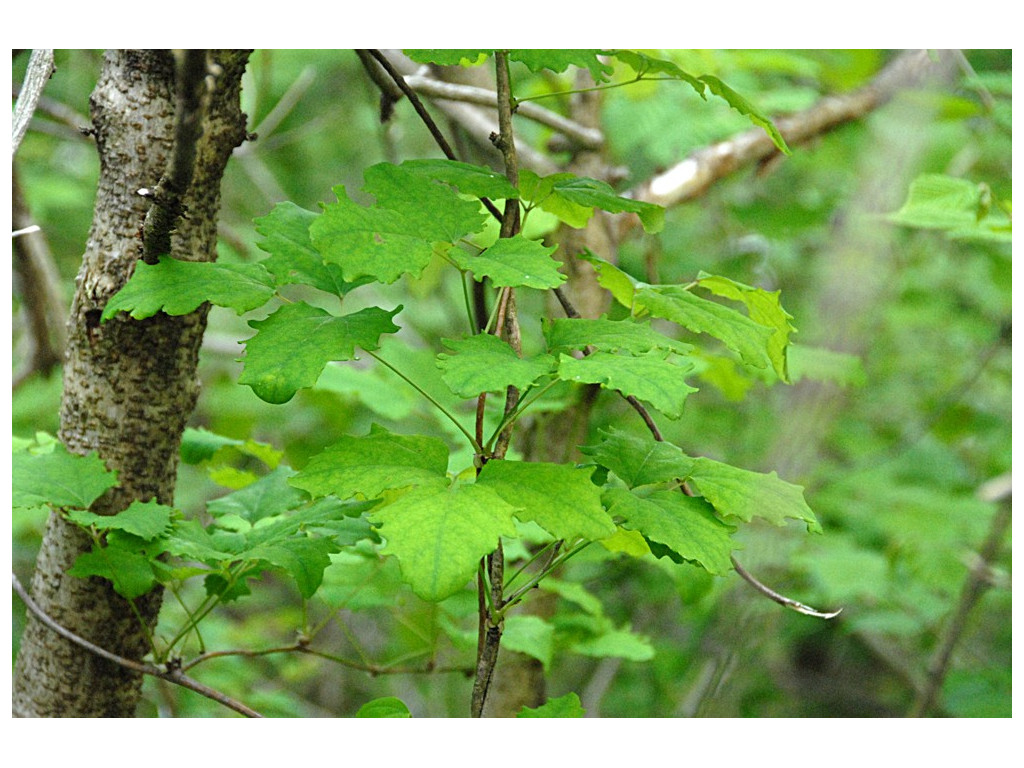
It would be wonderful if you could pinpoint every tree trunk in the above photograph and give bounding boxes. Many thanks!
[13,49,250,718]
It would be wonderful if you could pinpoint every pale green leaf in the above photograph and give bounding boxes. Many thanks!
[571,626,655,662]
[603,488,734,574]
[102,257,276,321]
[450,234,565,289]
[437,333,557,398]
[291,426,450,501]
[476,460,616,541]
[688,457,821,532]
[206,466,307,523]
[12,443,118,510]
[788,344,866,386]
[557,351,698,419]
[404,50,490,67]
[238,302,401,404]
[372,481,519,601]
[578,251,642,308]
[502,614,555,671]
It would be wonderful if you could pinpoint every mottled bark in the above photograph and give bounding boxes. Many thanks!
[13,49,250,718]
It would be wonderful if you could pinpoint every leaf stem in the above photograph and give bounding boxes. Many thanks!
[366,350,481,451]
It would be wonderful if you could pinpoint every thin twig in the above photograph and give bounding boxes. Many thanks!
[730,556,842,620]
[12,573,263,718]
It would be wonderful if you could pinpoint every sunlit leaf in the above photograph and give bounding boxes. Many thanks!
[556,351,698,419]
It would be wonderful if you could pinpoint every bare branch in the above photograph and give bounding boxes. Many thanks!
[730,556,843,620]
[12,49,54,157]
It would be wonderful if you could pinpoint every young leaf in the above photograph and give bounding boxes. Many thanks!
[476,460,616,542]
[635,285,775,371]
[13,443,118,510]
[695,272,796,381]
[556,351,698,419]
[437,333,557,398]
[238,302,401,404]
[449,234,566,289]
[603,488,734,575]
[66,499,173,541]
[371,480,519,602]
[253,202,362,297]
[101,257,277,321]
[687,457,821,533]
[612,50,704,92]
[544,316,693,356]
[517,692,586,718]
[887,173,1011,242]
[291,426,449,501]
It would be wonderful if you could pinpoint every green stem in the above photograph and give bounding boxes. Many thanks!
[367,350,480,451]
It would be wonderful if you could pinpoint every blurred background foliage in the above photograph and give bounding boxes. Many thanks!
[12,49,1011,717]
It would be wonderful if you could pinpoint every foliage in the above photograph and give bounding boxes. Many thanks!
[12,49,1010,718]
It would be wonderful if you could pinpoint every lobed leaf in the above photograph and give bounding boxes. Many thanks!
[476,459,616,542]
[581,427,695,489]
[556,351,698,419]
[437,333,557,398]
[450,234,565,289]
[603,488,734,574]
[520,170,664,233]
[544,316,692,356]
[13,443,118,510]
[238,302,401,404]
[291,426,450,501]
[371,480,519,601]
[66,499,173,541]
[509,50,615,83]
[101,257,276,321]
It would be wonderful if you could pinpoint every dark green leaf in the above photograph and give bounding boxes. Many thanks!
[101,257,276,321]
[580,427,695,489]
[68,543,159,599]
[239,302,401,404]
[65,499,173,541]
[520,171,664,233]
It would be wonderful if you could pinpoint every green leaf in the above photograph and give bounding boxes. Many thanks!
[698,74,791,155]
[450,234,565,289]
[635,285,775,371]
[310,164,488,284]
[510,50,615,83]
[356,696,412,718]
[579,251,642,308]
[68,540,159,599]
[570,626,655,662]
[544,316,692,356]
[688,457,821,533]
[399,158,520,201]
[437,333,557,398]
[179,428,283,469]
[788,344,866,386]
[101,257,277,321]
[556,351,698,419]
[502,614,555,672]
[12,443,118,510]
[372,480,519,601]
[613,50,704,92]
[66,499,173,541]
[206,466,308,523]
[580,427,695,489]
[520,171,664,233]
[517,692,586,718]
[603,488,734,574]
[887,174,1011,242]
[695,272,796,381]
[254,202,363,296]
[291,426,449,501]
[476,460,616,541]
[238,302,401,404]
[404,50,490,67]
[244,536,337,599]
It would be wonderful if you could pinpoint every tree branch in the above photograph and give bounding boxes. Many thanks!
[12,572,263,718]
[625,50,955,228]
[12,49,54,157]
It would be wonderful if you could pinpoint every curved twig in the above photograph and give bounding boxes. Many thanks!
[12,573,263,718]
